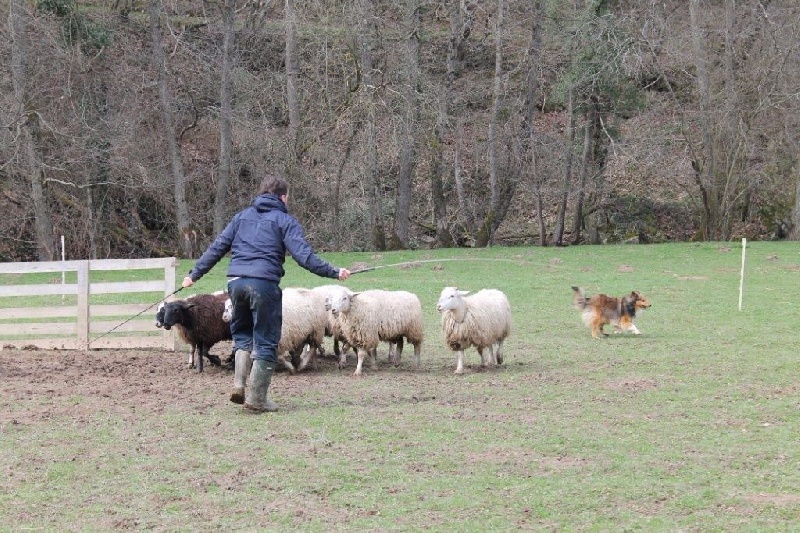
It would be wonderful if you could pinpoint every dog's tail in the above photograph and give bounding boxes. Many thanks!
[571,286,588,310]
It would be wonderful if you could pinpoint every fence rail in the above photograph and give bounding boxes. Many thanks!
[0,258,177,351]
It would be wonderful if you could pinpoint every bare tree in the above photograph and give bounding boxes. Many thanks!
[792,154,800,239]
[9,0,55,261]
[433,0,473,247]
[571,94,597,244]
[454,119,473,240]
[525,0,546,247]
[389,0,421,250]
[285,0,301,161]
[213,0,236,236]
[688,0,754,240]
[553,86,575,246]
[360,0,385,250]
[147,0,192,257]
[476,0,517,247]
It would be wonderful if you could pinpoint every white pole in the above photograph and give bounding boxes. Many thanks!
[738,237,746,311]
[61,235,66,304]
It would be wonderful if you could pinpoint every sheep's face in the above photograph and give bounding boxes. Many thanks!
[319,286,348,312]
[155,302,166,328]
[328,291,355,316]
[222,298,233,323]
[436,287,470,313]
[161,301,193,329]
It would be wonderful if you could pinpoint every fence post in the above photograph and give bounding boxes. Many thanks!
[77,260,90,350]
[164,257,177,351]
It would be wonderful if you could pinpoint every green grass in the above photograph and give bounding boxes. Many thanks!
[1,242,799,530]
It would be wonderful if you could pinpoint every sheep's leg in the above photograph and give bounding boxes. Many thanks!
[187,346,196,369]
[495,339,504,365]
[487,344,497,367]
[477,347,488,368]
[454,350,466,375]
[391,338,404,366]
[297,346,308,371]
[338,350,347,370]
[203,344,221,368]
[387,342,396,365]
[279,352,297,375]
[370,347,378,370]
[333,337,341,357]
[298,344,316,372]
[289,349,302,370]
[412,342,421,369]
[342,340,352,356]
[354,347,368,376]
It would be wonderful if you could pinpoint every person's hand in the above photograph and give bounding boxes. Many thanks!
[338,268,351,281]
[182,276,195,288]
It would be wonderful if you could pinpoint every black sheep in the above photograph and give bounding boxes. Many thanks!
[158,292,232,372]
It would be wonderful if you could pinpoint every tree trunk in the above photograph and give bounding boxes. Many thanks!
[553,86,575,246]
[360,0,385,251]
[791,156,800,240]
[524,0,544,247]
[476,0,504,247]
[429,95,454,248]
[719,0,741,239]
[148,0,192,257]
[390,0,420,250]
[10,0,55,261]
[454,119,472,241]
[427,0,470,248]
[689,0,716,240]
[285,0,301,154]
[214,0,235,236]
[533,162,546,246]
[571,94,597,245]
[333,124,360,250]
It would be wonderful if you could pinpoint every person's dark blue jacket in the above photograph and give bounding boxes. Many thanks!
[187,194,339,283]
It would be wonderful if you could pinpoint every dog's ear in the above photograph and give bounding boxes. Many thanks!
[631,291,640,298]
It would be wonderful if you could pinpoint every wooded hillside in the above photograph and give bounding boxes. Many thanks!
[2,0,800,261]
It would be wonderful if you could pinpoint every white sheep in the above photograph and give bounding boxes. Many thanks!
[328,289,424,376]
[310,284,353,360]
[436,287,512,375]
[222,288,327,374]
[313,285,407,370]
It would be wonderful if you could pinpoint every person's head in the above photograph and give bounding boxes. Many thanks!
[258,175,289,203]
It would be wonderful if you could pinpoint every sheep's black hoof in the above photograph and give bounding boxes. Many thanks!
[207,355,222,366]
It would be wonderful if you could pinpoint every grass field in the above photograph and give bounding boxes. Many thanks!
[1,242,798,530]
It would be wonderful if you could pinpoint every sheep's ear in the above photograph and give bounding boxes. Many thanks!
[458,290,470,296]
[350,291,362,297]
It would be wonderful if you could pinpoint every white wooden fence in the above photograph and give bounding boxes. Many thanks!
[0,258,177,351]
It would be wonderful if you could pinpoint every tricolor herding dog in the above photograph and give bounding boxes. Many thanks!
[571,286,651,339]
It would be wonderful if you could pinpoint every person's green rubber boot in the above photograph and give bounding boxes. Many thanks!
[243,360,279,413]
[229,349,252,405]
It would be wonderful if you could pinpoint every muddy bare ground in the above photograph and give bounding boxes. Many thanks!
[0,343,462,424]
[3,345,227,420]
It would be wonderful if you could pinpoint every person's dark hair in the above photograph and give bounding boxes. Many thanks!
[258,175,289,196]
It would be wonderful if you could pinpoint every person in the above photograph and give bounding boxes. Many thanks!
[182,175,350,414]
